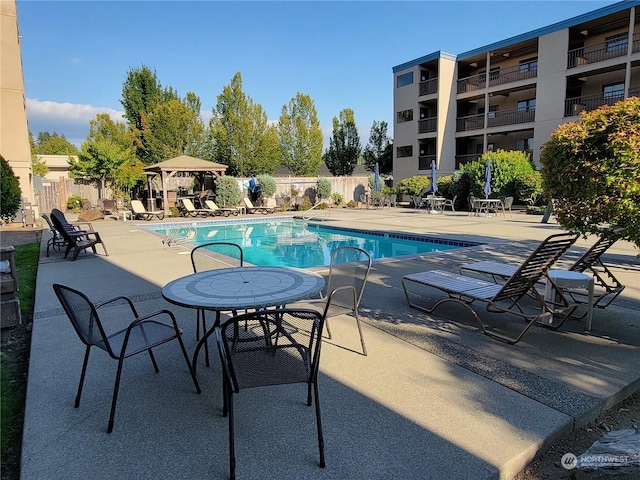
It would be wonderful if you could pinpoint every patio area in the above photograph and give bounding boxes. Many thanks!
[20,208,640,479]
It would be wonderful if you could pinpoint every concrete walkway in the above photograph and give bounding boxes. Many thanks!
[20,208,640,479]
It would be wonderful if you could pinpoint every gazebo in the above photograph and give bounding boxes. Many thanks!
[143,155,228,215]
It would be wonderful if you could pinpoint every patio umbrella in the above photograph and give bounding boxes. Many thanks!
[484,158,492,198]
[430,160,438,194]
[374,162,380,191]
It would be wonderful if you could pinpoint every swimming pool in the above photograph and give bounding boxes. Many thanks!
[144,218,477,268]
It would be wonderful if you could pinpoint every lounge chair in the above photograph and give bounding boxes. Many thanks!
[50,210,109,260]
[204,200,240,217]
[401,232,579,344]
[459,231,624,314]
[178,197,217,217]
[130,200,165,221]
[242,197,275,214]
[42,213,67,256]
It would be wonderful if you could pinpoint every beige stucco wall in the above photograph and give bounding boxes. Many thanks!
[436,56,457,176]
[1,0,33,203]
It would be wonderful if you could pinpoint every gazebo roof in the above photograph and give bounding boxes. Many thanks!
[144,155,228,174]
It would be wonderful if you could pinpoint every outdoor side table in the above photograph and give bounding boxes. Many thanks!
[544,269,595,330]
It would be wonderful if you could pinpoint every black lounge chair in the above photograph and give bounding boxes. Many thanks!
[50,209,108,260]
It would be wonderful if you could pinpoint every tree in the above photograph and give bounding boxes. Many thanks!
[31,131,78,155]
[120,65,178,164]
[540,97,640,248]
[324,108,361,176]
[0,155,22,222]
[278,92,323,175]
[71,114,144,198]
[256,173,277,198]
[362,120,393,174]
[209,73,280,176]
[146,95,207,162]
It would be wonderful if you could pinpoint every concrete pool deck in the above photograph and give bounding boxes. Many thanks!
[21,207,640,479]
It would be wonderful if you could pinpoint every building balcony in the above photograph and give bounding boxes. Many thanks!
[634,33,640,53]
[418,155,436,170]
[418,117,437,134]
[454,154,481,169]
[419,78,438,96]
[630,87,640,98]
[567,36,633,69]
[487,107,535,127]
[564,92,625,116]
[456,114,484,132]
[457,62,537,94]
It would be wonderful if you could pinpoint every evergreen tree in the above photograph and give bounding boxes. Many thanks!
[362,120,393,174]
[324,108,361,176]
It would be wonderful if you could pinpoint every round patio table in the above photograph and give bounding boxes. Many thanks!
[162,266,325,369]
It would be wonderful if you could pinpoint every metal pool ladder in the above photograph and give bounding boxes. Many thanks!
[301,201,330,221]
[163,224,197,246]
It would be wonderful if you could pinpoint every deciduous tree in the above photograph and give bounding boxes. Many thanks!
[209,72,280,176]
[278,92,323,175]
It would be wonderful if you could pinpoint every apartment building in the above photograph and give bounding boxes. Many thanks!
[392,0,640,184]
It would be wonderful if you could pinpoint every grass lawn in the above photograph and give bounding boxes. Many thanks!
[1,242,39,480]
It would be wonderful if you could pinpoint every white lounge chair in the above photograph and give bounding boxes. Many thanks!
[130,200,164,220]
[204,200,240,217]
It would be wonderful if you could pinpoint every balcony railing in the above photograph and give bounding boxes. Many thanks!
[457,73,485,93]
[567,37,630,68]
[418,117,437,133]
[634,33,640,53]
[457,62,537,93]
[456,113,484,131]
[455,154,481,169]
[629,87,640,98]
[487,107,535,127]
[419,78,438,96]
[564,92,625,116]
[418,155,436,170]
[488,62,537,87]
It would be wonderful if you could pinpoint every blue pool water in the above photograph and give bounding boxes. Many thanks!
[145,218,475,268]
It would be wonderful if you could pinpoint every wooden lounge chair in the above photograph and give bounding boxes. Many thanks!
[459,231,624,314]
[204,200,239,217]
[130,200,165,221]
[50,210,109,260]
[401,232,579,344]
[242,197,275,214]
[178,197,217,217]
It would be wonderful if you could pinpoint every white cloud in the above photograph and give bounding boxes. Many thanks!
[26,98,125,146]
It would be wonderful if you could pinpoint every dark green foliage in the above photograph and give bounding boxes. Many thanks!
[324,109,361,176]
[1,155,22,221]
[363,120,393,174]
[31,131,78,155]
[540,97,640,248]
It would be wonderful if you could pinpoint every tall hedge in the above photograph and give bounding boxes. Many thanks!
[1,155,22,221]
[540,97,640,248]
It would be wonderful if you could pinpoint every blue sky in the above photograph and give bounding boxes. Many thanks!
[18,0,616,148]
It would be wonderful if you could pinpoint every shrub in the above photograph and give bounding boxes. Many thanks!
[462,150,537,200]
[331,192,343,206]
[215,176,242,207]
[256,174,277,198]
[300,196,313,210]
[316,177,332,200]
[397,175,430,197]
[540,97,640,248]
[66,195,84,211]
[0,155,21,222]
[346,200,358,208]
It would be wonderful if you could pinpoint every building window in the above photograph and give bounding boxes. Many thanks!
[517,98,536,112]
[397,72,414,88]
[397,109,414,123]
[397,145,413,158]
[516,138,534,151]
[605,32,628,53]
[603,83,625,100]
[519,58,538,73]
